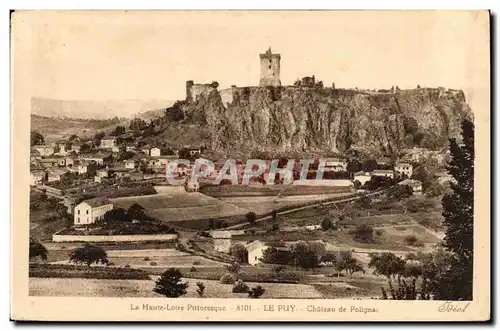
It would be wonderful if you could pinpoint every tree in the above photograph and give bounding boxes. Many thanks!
[196,282,205,298]
[112,125,126,136]
[29,237,48,261]
[226,261,241,274]
[321,216,333,231]
[386,184,413,201]
[153,268,189,298]
[434,119,474,300]
[347,159,363,173]
[229,244,248,264]
[103,208,130,224]
[362,159,379,172]
[128,203,146,219]
[80,143,91,153]
[291,241,326,269]
[245,212,257,224]
[69,244,108,267]
[248,285,265,298]
[339,251,365,276]
[30,130,45,146]
[368,252,406,279]
[351,224,374,243]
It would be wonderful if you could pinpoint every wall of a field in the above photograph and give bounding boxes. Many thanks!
[52,231,178,243]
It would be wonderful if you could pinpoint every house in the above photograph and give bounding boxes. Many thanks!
[245,240,269,266]
[353,171,372,186]
[39,158,60,168]
[80,153,112,166]
[323,158,348,172]
[54,140,69,156]
[398,179,423,195]
[212,230,232,253]
[150,147,161,157]
[30,170,46,186]
[100,137,117,149]
[71,142,82,154]
[96,169,108,178]
[47,168,69,182]
[372,169,394,179]
[57,157,67,167]
[77,163,88,175]
[395,163,413,178]
[64,156,75,167]
[33,145,55,157]
[112,145,121,153]
[185,180,200,192]
[124,160,137,169]
[126,143,137,152]
[73,198,114,227]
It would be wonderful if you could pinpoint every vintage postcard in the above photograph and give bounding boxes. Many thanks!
[11,10,490,321]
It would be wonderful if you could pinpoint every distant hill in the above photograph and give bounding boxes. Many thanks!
[135,108,171,121]
[31,114,130,142]
[31,97,175,120]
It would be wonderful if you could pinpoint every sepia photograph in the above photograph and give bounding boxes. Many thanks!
[11,10,490,321]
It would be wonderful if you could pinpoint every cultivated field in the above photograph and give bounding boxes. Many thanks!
[110,192,249,223]
[220,193,352,215]
[29,277,323,298]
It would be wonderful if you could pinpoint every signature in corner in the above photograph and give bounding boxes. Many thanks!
[438,301,471,313]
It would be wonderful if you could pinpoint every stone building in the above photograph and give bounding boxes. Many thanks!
[259,47,281,87]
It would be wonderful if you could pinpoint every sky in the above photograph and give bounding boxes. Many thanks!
[15,11,489,113]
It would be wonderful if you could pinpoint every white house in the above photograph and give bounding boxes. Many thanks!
[30,170,46,186]
[47,168,69,182]
[77,163,88,175]
[100,138,117,149]
[323,158,348,172]
[395,163,413,178]
[353,171,372,186]
[73,198,114,227]
[80,153,110,166]
[398,179,423,195]
[96,169,108,178]
[150,147,161,157]
[124,160,137,169]
[245,240,269,266]
[372,169,394,179]
[212,230,232,253]
[112,145,121,153]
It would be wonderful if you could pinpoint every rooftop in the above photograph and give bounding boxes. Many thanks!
[80,197,113,208]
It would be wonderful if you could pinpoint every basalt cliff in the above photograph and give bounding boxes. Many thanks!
[169,85,472,157]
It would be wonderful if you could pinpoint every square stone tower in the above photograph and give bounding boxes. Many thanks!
[259,47,281,87]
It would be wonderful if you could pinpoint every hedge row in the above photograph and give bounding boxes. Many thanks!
[180,270,304,284]
[29,263,150,280]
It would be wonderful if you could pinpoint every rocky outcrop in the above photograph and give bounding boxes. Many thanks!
[176,86,472,157]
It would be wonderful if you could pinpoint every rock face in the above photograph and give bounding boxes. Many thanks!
[177,86,472,157]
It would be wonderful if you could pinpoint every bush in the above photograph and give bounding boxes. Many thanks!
[125,264,131,268]
[149,261,157,266]
[220,273,237,284]
[404,235,422,247]
[143,257,150,261]
[350,224,374,243]
[196,282,205,297]
[248,285,266,298]
[232,280,250,293]
[190,265,197,272]
[226,261,241,274]
[192,261,201,265]
[375,229,383,236]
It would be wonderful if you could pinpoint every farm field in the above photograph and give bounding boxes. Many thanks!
[220,193,352,215]
[29,277,324,298]
[110,192,249,223]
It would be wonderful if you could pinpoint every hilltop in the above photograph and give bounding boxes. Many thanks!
[161,84,472,158]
